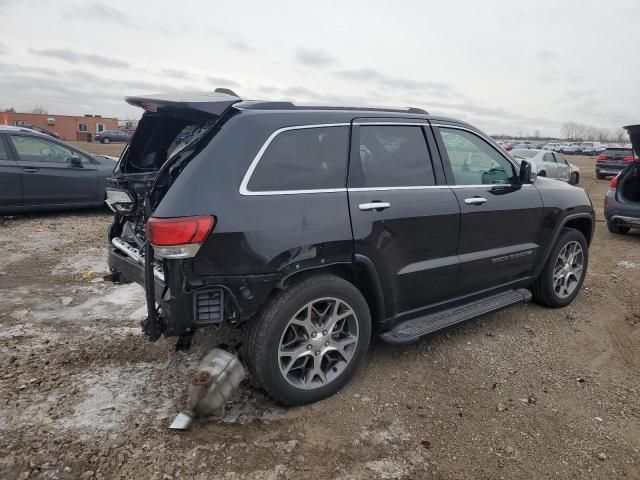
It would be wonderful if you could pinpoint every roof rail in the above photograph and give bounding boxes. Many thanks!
[238,101,429,115]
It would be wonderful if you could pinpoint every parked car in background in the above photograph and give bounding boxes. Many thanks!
[514,142,528,149]
[511,149,578,184]
[95,129,131,144]
[543,142,563,152]
[561,144,580,154]
[578,142,603,156]
[596,146,635,179]
[105,90,594,405]
[604,124,640,234]
[0,125,116,213]
[22,124,60,139]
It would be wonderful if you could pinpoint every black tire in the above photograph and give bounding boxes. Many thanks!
[607,220,630,235]
[532,228,588,308]
[102,137,110,144]
[596,173,605,180]
[244,274,371,405]
[569,172,579,185]
[538,171,546,177]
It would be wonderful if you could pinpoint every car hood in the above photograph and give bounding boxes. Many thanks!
[623,124,640,161]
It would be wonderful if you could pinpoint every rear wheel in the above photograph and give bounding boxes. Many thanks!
[607,220,630,235]
[102,137,110,144]
[596,173,605,180]
[532,228,588,308]
[244,275,371,405]
[538,171,546,177]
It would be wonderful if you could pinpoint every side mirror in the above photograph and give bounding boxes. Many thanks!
[519,160,537,184]
[69,156,82,167]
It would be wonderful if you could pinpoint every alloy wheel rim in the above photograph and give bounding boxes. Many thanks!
[553,241,584,299]
[278,297,359,390]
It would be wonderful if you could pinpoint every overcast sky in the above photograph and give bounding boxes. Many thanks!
[0,0,638,136]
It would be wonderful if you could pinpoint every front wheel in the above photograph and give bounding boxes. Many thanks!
[244,275,371,405]
[102,137,110,144]
[532,228,588,308]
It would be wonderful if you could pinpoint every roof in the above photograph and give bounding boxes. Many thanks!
[0,125,48,135]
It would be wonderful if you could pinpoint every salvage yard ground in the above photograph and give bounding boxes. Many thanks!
[0,150,639,479]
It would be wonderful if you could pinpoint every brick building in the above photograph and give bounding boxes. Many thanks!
[0,111,119,141]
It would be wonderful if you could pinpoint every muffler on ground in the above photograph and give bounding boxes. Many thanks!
[169,348,246,430]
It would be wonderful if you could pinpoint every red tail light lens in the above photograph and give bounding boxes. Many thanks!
[596,155,606,161]
[623,156,634,162]
[610,175,619,189]
[146,216,215,246]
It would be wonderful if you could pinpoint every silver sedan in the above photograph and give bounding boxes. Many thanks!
[511,149,580,185]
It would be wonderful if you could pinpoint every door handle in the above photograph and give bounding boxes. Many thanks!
[359,201,391,211]
[464,197,487,205]
[21,167,40,173]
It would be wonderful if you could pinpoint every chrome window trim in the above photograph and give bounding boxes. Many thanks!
[353,121,429,126]
[348,184,532,192]
[239,123,350,196]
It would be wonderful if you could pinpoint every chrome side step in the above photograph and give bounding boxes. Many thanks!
[379,288,532,345]
[111,237,165,282]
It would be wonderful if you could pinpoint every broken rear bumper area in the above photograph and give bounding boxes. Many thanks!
[108,237,281,338]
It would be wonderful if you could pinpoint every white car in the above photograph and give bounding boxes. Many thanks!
[543,142,563,152]
[511,149,580,184]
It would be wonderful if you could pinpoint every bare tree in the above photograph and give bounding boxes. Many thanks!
[32,105,47,114]
[4,107,15,112]
[534,129,540,138]
[615,128,627,143]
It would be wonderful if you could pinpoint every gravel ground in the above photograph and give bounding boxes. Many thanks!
[0,155,639,479]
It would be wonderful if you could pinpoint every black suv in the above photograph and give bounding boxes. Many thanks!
[106,90,595,405]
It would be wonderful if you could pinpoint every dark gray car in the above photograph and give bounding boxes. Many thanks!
[604,124,640,234]
[0,125,117,213]
[95,129,131,144]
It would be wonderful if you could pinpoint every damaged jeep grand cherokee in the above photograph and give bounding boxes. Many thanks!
[106,89,595,405]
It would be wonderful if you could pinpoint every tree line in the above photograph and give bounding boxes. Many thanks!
[561,121,626,143]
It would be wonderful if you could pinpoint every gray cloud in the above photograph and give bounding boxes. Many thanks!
[161,68,193,80]
[294,48,337,67]
[0,43,5,55]
[29,48,130,69]
[206,76,240,88]
[227,39,255,52]
[63,1,131,26]
[335,68,454,96]
[535,49,557,61]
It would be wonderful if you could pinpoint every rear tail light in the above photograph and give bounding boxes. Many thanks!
[610,175,619,190]
[596,155,606,161]
[146,215,215,259]
[623,156,634,162]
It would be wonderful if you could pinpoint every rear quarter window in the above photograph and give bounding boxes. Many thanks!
[246,126,349,192]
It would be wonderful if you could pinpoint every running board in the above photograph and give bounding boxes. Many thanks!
[379,288,532,345]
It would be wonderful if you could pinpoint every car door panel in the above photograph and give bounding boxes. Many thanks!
[432,124,544,295]
[8,134,99,205]
[348,120,460,318]
[0,135,22,207]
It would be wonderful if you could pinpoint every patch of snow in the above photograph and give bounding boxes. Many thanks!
[618,260,640,270]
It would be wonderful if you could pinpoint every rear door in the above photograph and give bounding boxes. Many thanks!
[432,123,543,295]
[348,119,460,317]
[542,152,559,177]
[8,134,99,206]
[0,135,22,208]
[553,152,571,181]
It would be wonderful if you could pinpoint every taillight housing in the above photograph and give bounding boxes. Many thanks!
[596,155,606,161]
[610,175,619,190]
[146,215,215,259]
[623,156,634,162]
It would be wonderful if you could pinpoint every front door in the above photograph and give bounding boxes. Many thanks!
[0,135,22,208]
[553,152,572,181]
[432,124,543,295]
[348,120,460,318]
[8,134,98,206]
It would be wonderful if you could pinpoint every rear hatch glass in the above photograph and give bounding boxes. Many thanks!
[624,125,640,160]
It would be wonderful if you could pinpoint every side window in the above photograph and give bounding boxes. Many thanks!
[554,153,568,165]
[351,125,435,187]
[9,135,84,164]
[247,126,349,192]
[543,152,555,162]
[0,137,10,160]
[439,128,516,185]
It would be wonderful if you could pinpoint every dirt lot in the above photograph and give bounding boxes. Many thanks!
[1,154,639,480]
